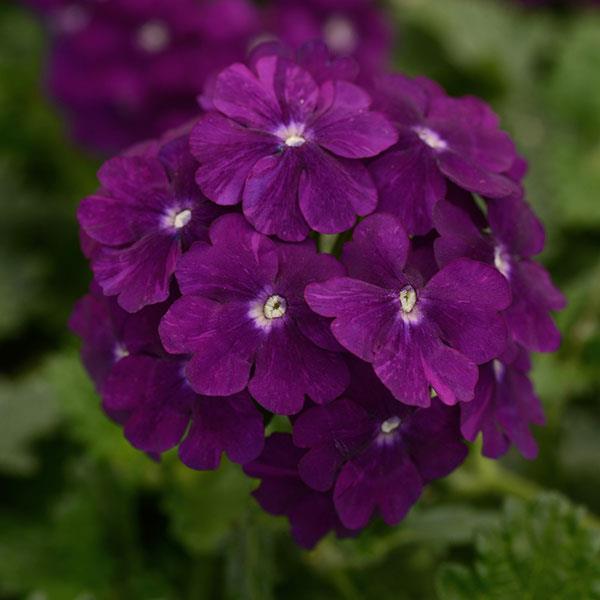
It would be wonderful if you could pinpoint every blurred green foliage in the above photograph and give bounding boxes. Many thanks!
[1,0,599,598]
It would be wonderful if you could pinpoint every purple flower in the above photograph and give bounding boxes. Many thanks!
[293,360,468,529]
[265,0,393,78]
[159,214,349,415]
[78,134,224,313]
[35,0,260,153]
[190,46,397,241]
[370,74,520,235]
[306,214,511,407]
[244,433,358,549]
[433,187,566,352]
[70,284,264,466]
[461,345,545,460]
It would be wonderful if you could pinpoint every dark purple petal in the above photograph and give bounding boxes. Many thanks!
[93,232,180,313]
[299,144,377,234]
[424,258,511,363]
[311,81,397,158]
[437,152,520,199]
[341,213,410,288]
[249,323,349,415]
[179,391,264,470]
[403,399,468,481]
[213,60,282,128]
[191,112,278,206]
[306,277,398,362]
[334,445,423,529]
[370,139,446,235]
[175,214,278,300]
[243,152,308,241]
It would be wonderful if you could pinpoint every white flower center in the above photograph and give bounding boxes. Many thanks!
[263,295,287,319]
[136,20,171,53]
[114,343,129,362]
[494,245,511,279]
[380,416,402,434]
[277,123,306,147]
[399,285,417,314]
[493,359,505,381]
[323,15,358,54]
[173,209,192,229]
[414,126,448,151]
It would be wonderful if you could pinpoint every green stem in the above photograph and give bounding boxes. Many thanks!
[448,449,600,530]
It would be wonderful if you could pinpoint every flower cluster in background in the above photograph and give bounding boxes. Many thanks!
[23,0,392,153]
[71,31,564,548]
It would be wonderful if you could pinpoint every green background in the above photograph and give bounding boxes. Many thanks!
[1,0,599,597]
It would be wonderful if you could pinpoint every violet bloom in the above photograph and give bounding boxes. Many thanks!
[433,187,566,352]
[461,345,545,460]
[35,0,260,152]
[265,0,393,77]
[159,214,349,415]
[70,285,264,466]
[293,360,468,529]
[78,134,224,313]
[370,74,520,235]
[306,214,511,407]
[190,46,397,241]
[244,433,357,549]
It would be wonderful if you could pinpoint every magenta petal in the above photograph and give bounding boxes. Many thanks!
[179,391,264,470]
[306,277,398,362]
[487,195,546,258]
[334,445,422,529]
[102,355,154,417]
[420,338,479,405]
[191,112,278,206]
[299,145,377,234]
[370,140,446,235]
[213,61,281,128]
[341,213,410,288]
[372,326,431,407]
[437,152,519,199]
[424,259,511,363]
[182,307,258,397]
[175,214,278,299]
[93,232,180,313]
[78,194,158,246]
[506,261,565,353]
[124,359,192,454]
[243,152,309,241]
[404,400,467,481]
[97,156,169,204]
[249,324,348,415]
[312,81,397,158]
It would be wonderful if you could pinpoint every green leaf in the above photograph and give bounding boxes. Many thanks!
[436,494,600,600]
[0,369,61,475]
[164,459,254,555]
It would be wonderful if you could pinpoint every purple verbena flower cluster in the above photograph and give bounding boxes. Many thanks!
[72,41,564,549]
[24,0,392,153]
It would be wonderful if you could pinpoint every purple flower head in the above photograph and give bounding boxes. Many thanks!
[70,283,264,467]
[69,281,163,395]
[433,187,566,352]
[293,359,468,529]
[159,214,350,415]
[38,0,260,152]
[306,214,512,407]
[370,74,520,235]
[190,45,397,241]
[461,345,545,460]
[78,133,225,313]
[265,0,393,77]
[244,433,358,549]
